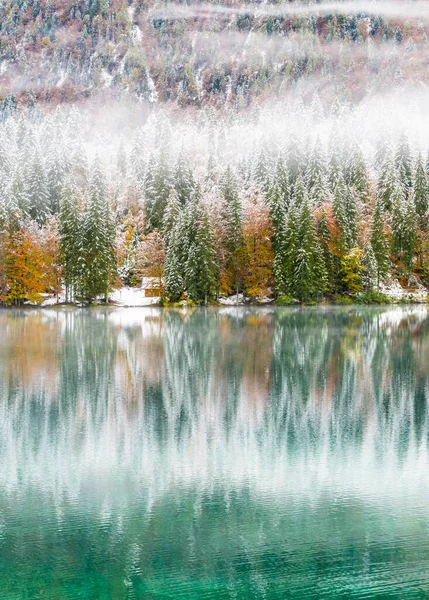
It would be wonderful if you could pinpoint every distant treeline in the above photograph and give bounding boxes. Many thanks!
[0,111,428,305]
[0,0,425,113]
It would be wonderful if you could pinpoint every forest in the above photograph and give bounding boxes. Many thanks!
[1,1,429,305]
[0,106,428,306]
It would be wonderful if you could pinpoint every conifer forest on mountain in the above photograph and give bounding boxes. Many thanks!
[1,0,429,305]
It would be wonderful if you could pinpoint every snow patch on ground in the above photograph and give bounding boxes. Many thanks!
[110,287,160,307]
[379,278,428,303]
[219,294,247,305]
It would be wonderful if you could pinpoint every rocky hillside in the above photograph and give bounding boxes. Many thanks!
[1,0,428,115]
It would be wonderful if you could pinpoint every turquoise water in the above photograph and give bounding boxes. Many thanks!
[1,306,429,598]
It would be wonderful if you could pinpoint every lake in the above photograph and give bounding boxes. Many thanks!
[1,306,429,599]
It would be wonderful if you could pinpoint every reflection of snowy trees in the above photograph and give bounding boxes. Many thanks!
[0,307,428,502]
[1,307,429,596]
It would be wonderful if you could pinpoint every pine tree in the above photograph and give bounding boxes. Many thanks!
[59,181,81,302]
[306,141,329,206]
[390,184,417,272]
[293,199,327,301]
[395,132,413,190]
[347,145,370,203]
[220,167,245,299]
[370,197,390,286]
[174,151,195,206]
[413,154,429,227]
[292,174,307,209]
[79,158,116,303]
[10,167,30,218]
[164,225,184,302]
[332,174,357,253]
[377,155,396,211]
[47,146,66,215]
[27,149,50,224]
[362,242,377,291]
[162,188,182,239]
[273,199,299,295]
[185,206,217,303]
[317,206,335,293]
[285,136,304,186]
[144,150,172,230]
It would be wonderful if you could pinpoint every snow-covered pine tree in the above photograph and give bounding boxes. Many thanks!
[252,143,272,199]
[293,199,327,302]
[79,158,116,303]
[144,150,172,231]
[267,179,287,258]
[59,181,82,302]
[333,173,357,253]
[347,145,370,203]
[220,166,245,299]
[163,188,182,240]
[306,141,329,206]
[370,197,390,287]
[285,136,305,186]
[395,132,413,190]
[164,225,184,302]
[273,199,299,296]
[292,173,307,209]
[377,154,396,211]
[413,154,429,227]
[317,206,335,293]
[174,151,195,206]
[390,182,417,272]
[362,242,377,291]
[47,145,66,215]
[185,205,217,304]
[27,149,50,224]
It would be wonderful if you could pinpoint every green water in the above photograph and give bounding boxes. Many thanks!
[1,306,429,599]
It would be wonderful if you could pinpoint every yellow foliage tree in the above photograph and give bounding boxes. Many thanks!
[242,201,274,299]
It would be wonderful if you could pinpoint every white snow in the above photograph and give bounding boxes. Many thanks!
[219,293,247,305]
[109,287,160,307]
[379,278,428,303]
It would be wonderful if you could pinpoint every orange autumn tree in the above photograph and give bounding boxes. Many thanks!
[0,221,61,306]
[242,199,274,299]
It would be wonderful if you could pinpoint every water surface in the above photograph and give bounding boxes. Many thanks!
[1,306,429,599]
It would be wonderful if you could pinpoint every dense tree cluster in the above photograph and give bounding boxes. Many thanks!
[0,0,427,114]
[0,108,428,305]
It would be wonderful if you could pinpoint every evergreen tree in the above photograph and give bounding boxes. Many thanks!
[413,154,429,227]
[292,174,307,209]
[390,184,417,272]
[362,242,377,291]
[163,188,182,239]
[144,150,172,230]
[220,167,245,298]
[377,155,396,211]
[370,197,390,286]
[332,174,357,253]
[174,152,195,206]
[273,199,299,295]
[164,225,184,302]
[293,200,327,301]
[59,182,81,302]
[306,142,329,206]
[27,150,50,224]
[47,146,66,214]
[347,145,370,203]
[79,158,115,302]
[317,207,335,293]
[185,206,218,303]
[268,180,287,258]
[395,132,413,189]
